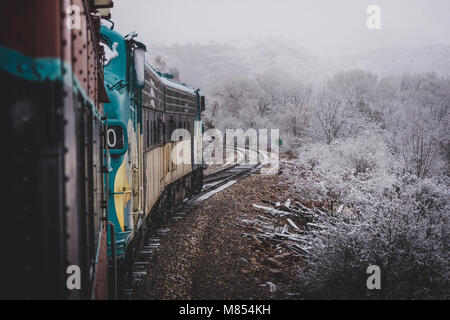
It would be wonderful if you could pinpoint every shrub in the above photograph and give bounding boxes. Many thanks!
[296,177,449,299]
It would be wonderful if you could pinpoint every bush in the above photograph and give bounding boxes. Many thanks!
[296,177,449,299]
[286,134,399,206]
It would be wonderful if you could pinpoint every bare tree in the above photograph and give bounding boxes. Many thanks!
[327,70,378,100]
[315,94,352,144]
[280,84,312,138]
[402,121,442,178]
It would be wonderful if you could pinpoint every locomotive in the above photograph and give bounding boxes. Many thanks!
[0,0,204,300]
[100,24,205,293]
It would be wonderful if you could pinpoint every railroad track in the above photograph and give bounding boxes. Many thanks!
[190,147,264,202]
[191,164,256,202]
[121,147,265,299]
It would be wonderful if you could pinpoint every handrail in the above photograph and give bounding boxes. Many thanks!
[107,222,117,300]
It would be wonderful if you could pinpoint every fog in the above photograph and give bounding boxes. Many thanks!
[111,0,450,57]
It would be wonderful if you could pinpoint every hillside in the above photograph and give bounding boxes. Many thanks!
[147,39,450,93]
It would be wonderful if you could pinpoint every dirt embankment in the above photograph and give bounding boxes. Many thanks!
[133,161,304,300]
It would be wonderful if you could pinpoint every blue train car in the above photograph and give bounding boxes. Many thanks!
[0,1,204,299]
[100,24,205,284]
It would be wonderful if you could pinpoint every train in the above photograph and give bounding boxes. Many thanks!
[100,22,205,296]
[0,0,204,300]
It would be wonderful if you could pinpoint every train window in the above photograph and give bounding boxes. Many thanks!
[201,96,206,112]
[146,117,150,149]
[153,120,157,145]
[151,120,154,146]
[154,119,157,145]
[169,117,175,138]
[107,126,124,150]
[157,117,161,143]
[156,119,159,144]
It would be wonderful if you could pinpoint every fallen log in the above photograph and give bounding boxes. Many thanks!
[273,233,304,242]
[286,244,314,257]
[252,204,291,216]
[261,199,296,214]
[260,199,313,219]
[286,218,300,231]
[307,222,328,229]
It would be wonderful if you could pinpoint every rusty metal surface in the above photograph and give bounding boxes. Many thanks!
[93,223,109,300]
[1,0,108,299]
[0,1,106,111]
[0,1,61,58]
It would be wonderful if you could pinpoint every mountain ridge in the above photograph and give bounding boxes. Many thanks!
[147,39,450,92]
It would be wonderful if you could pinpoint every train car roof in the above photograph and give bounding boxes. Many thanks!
[145,62,197,95]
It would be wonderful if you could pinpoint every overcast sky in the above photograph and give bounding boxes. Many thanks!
[111,0,450,56]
